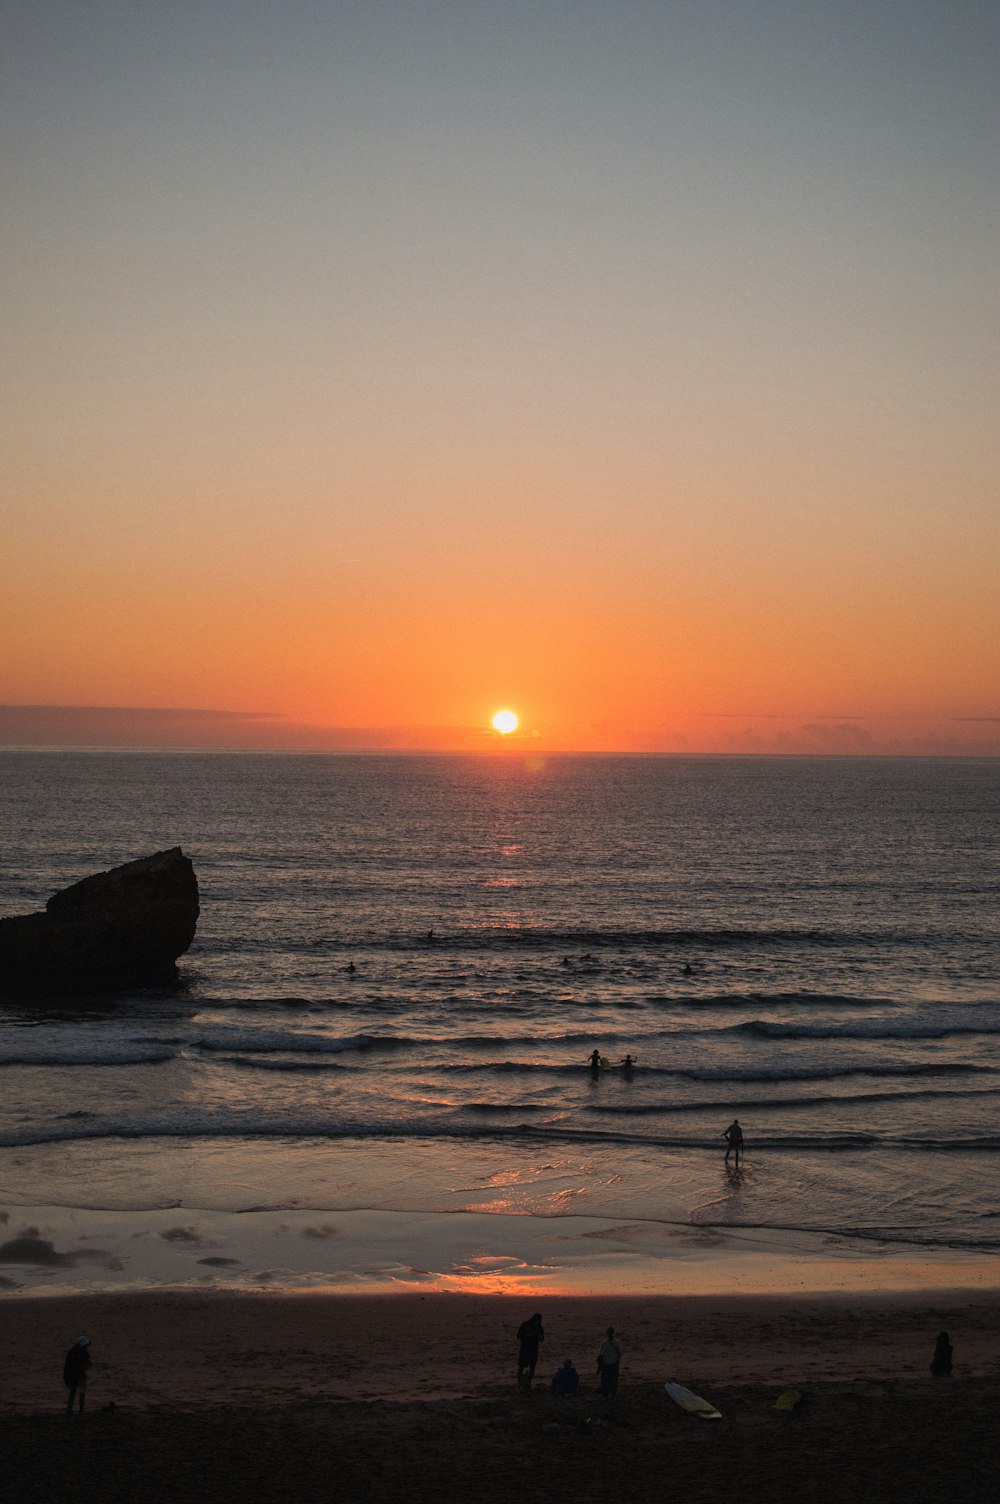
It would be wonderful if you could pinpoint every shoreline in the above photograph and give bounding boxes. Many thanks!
[2,1192,998,1300]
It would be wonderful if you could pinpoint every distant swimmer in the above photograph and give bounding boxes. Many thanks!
[588,1049,602,1071]
[620,1054,636,1071]
[426,929,435,942]
[682,963,694,976]
[722,1118,744,1165]
[347,962,356,973]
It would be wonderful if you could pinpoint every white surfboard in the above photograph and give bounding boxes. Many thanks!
[665,1382,722,1420]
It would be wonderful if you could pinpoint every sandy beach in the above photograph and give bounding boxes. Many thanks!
[4,1290,999,1502]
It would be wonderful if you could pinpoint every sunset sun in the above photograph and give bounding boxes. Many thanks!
[491,709,519,735]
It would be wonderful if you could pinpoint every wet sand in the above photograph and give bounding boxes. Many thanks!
[3,1290,998,1502]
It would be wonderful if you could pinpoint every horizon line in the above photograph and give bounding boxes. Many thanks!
[1,745,998,762]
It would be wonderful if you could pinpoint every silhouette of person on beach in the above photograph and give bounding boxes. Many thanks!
[551,1358,579,1395]
[588,1049,602,1072]
[63,1336,91,1416]
[723,1118,743,1164]
[516,1312,544,1389]
[930,1331,953,1377]
[597,1326,622,1397]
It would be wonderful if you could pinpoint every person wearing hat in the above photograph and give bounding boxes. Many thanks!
[63,1336,91,1415]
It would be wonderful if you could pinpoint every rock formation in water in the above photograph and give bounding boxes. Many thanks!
[0,847,199,991]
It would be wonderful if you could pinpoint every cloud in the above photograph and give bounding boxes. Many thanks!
[196,1256,242,1267]
[0,704,281,749]
[300,1223,339,1240]
[0,704,486,751]
[801,721,876,751]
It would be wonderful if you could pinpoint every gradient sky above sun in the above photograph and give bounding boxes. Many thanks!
[2,2,998,754]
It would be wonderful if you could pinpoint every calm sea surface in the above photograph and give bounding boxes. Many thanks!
[1,752,998,1291]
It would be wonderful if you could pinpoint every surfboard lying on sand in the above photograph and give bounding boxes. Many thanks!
[665,1382,722,1420]
[772,1388,802,1413]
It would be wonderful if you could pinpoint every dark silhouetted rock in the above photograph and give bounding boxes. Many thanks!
[0,848,199,991]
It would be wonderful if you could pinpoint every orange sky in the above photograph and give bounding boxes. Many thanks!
[3,4,998,754]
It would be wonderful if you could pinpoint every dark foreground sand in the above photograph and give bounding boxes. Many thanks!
[3,1292,999,1503]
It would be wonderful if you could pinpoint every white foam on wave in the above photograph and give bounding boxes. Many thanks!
[0,1045,176,1068]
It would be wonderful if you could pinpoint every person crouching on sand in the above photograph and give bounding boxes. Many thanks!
[551,1359,579,1395]
[63,1336,91,1416]
[723,1118,743,1164]
[516,1312,544,1390]
[597,1327,623,1397]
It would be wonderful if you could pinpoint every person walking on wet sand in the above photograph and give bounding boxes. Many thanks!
[723,1118,743,1164]
[516,1312,544,1389]
[63,1336,91,1415]
[597,1326,623,1397]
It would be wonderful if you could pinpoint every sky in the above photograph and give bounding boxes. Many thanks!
[3,1,998,754]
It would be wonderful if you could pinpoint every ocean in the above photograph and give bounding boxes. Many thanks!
[1,751,998,1296]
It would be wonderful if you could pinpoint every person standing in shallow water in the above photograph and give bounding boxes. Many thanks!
[723,1118,743,1164]
[63,1336,91,1415]
[516,1312,544,1389]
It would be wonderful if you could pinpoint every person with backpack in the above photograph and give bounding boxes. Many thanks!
[63,1336,91,1416]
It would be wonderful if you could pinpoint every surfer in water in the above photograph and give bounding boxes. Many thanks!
[588,1049,602,1072]
[620,1053,636,1072]
[722,1118,744,1165]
